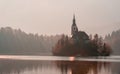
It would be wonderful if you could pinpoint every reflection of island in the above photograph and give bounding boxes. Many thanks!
[0,58,120,74]
[55,60,110,74]
[0,59,110,74]
[52,15,112,56]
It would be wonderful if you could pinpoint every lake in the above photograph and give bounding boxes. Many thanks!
[0,55,120,74]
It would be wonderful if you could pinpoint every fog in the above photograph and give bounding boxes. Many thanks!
[0,0,120,36]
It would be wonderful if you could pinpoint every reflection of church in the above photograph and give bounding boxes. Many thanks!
[71,15,89,43]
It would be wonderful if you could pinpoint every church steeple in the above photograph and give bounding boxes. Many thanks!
[71,14,78,36]
[73,14,76,25]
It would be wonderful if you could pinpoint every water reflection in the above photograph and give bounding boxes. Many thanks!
[0,59,59,74]
[0,57,119,74]
[55,60,111,74]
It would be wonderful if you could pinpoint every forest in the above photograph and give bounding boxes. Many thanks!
[0,27,120,55]
[0,27,61,55]
[105,29,120,55]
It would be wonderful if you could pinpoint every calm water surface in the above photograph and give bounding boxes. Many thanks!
[0,55,120,74]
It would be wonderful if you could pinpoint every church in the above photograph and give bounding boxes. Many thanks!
[52,15,111,56]
[71,15,89,43]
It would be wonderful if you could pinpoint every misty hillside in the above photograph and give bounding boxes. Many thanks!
[0,27,61,55]
[105,29,120,55]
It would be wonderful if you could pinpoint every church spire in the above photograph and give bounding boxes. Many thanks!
[71,14,78,36]
[73,14,76,25]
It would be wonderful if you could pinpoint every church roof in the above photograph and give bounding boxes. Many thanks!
[77,31,89,40]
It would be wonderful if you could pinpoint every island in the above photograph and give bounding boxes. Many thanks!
[52,15,112,56]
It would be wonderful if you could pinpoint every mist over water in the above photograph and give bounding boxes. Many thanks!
[0,55,120,74]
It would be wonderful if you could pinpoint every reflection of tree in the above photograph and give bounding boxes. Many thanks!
[0,59,117,74]
[0,59,54,74]
[55,61,110,74]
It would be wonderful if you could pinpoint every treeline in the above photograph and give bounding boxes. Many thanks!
[105,29,120,55]
[0,27,61,55]
[53,32,112,56]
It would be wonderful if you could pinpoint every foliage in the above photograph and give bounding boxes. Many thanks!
[52,33,112,56]
[0,27,61,55]
[105,29,120,55]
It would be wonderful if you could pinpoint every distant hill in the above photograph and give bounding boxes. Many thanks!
[105,29,120,55]
[0,27,61,55]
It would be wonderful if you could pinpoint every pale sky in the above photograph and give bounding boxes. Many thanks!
[0,0,120,36]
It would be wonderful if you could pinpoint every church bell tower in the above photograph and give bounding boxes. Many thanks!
[71,14,78,36]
